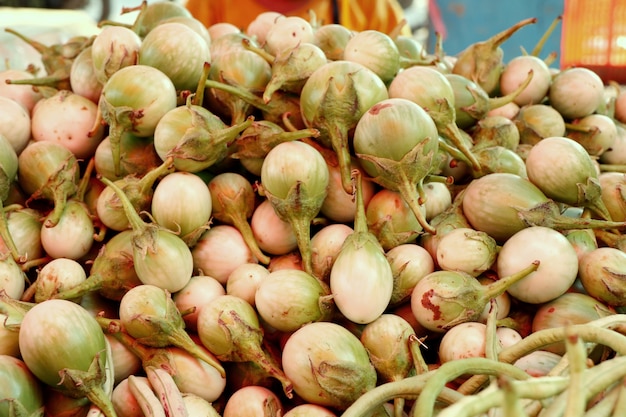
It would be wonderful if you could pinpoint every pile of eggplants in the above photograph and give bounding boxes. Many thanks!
[2,2,626,416]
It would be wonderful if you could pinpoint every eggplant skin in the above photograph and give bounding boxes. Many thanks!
[18,299,107,388]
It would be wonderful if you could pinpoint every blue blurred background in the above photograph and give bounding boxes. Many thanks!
[427,0,564,65]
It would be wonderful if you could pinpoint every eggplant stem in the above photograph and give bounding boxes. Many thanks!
[4,28,49,55]
[107,120,125,178]
[328,127,354,194]
[226,212,270,264]
[287,204,314,277]
[263,181,328,288]
[0,202,20,263]
[351,170,367,234]
[205,79,271,113]
[242,37,276,64]
[85,385,118,417]
[397,178,436,235]
[488,69,534,111]
[99,176,147,233]
[139,157,174,196]
[531,15,562,58]
[76,157,96,202]
[222,310,294,398]
[439,122,481,173]
[544,50,558,67]
[57,353,118,417]
[52,274,105,301]
[97,19,133,29]
[165,326,226,378]
[192,62,211,107]
[515,200,625,230]
[487,18,538,50]
[45,182,70,228]
[19,256,52,274]
[481,260,539,300]
[408,334,430,375]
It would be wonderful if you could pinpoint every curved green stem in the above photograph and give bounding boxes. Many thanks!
[449,356,626,417]
[4,74,69,90]
[611,379,626,417]
[393,397,405,417]
[425,173,454,184]
[340,369,465,417]
[485,300,500,384]
[4,28,49,55]
[45,184,69,228]
[581,383,621,417]
[411,357,532,417]
[436,376,570,417]
[499,375,532,417]
[563,329,587,417]
[457,316,626,395]
[498,319,626,361]
[541,355,626,416]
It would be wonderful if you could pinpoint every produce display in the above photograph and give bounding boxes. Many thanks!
[3,1,626,416]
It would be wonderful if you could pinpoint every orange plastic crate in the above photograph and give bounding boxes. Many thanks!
[561,0,626,83]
